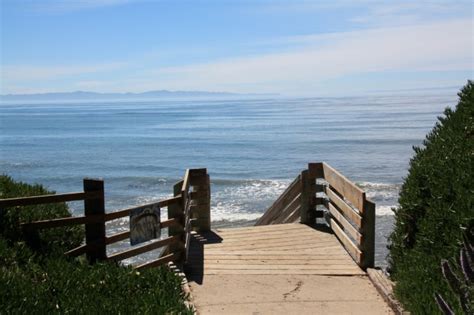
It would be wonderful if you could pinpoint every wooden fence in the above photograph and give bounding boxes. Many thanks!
[255,162,375,269]
[0,169,210,269]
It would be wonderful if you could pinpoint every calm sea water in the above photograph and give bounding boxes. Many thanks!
[0,93,456,266]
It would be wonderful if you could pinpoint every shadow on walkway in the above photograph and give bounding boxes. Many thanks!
[184,230,223,285]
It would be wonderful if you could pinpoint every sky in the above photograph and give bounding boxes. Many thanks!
[0,0,473,96]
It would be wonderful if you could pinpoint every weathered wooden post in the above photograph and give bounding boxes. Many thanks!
[83,178,106,263]
[190,169,211,232]
[167,180,186,262]
[361,199,375,269]
[300,169,315,224]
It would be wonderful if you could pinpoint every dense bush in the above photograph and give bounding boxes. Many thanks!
[388,81,474,314]
[0,175,83,254]
[0,175,192,314]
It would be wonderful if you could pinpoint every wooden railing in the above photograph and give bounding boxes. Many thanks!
[0,169,211,269]
[255,162,375,269]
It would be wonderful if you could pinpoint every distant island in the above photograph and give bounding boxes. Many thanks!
[0,90,278,102]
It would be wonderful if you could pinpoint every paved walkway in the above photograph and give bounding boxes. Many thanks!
[185,223,393,314]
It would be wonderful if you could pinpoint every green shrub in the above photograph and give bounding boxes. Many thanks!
[0,176,192,314]
[388,81,474,314]
[0,175,83,254]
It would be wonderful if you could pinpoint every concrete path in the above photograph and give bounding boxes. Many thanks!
[185,224,393,314]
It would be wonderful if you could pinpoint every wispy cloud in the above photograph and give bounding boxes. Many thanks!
[138,18,472,94]
[1,17,471,95]
[1,62,125,82]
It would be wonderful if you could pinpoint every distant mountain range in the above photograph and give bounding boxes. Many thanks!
[0,90,278,102]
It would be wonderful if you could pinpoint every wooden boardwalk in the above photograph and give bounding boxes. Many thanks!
[185,223,393,314]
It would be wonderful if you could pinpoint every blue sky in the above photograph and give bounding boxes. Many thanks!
[1,0,472,96]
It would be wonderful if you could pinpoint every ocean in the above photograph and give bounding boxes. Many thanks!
[0,93,457,267]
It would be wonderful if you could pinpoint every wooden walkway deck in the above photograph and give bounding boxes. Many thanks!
[185,223,393,314]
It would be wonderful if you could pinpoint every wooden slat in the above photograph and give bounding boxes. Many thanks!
[325,186,362,228]
[181,169,191,194]
[135,252,181,270]
[103,218,180,246]
[0,191,101,208]
[327,203,362,245]
[255,175,302,225]
[107,235,180,262]
[105,231,130,244]
[21,215,103,230]
[202,264,361,270]
[273,194,301,224]
[161,217,179,229]
[328,218,362,265]
[65,244,89,257]
[286,205,302,223]
[194,269,364,276]
[104,196,182,221]
[322,162,365,212]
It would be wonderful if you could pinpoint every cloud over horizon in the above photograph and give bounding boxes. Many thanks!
[1,1,472,96]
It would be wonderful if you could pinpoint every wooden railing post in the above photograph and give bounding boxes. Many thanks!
[361,199,375,269]
[300,169,315,224]
[167,180,185,262]
[83,179,106,263]
[190,169,211,232]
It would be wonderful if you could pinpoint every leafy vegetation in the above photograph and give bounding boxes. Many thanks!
[0,175,192,314]
[388,81,474,314]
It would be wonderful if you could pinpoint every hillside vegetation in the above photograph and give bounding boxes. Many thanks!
[388,81,474,314]
[0,175,192,314]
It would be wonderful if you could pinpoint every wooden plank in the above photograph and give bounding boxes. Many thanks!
[107,235,181,262]
[203,259,355,265]
[104,196,183,221]
[205,243,345,252]
[217,223,303,234]
[21,215,103,230]
[190,254,351,260]
[194,269,364,276]
[273,194,301,224]
[197,249,348,255]
[161,217,179,229]
[135,252,181,270]
[206,238,340,248]
[285,205,302,223]
[327,203,362,245]
[322,162,366,212]
[255,175,302,225]
[0,191,101,208]
[214,230,319,243]
[181,169,191,194]
[84,179,106,263]
[202,264,362,270]
[325,186,362,228]
[328,218,362,266]
[106,231,130,244]
[65,244,89,257]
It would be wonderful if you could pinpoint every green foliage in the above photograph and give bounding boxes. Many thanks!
[388,81,474,314]
[0,176,192,314]
[0,175,83,254]
[435,231,474,314]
